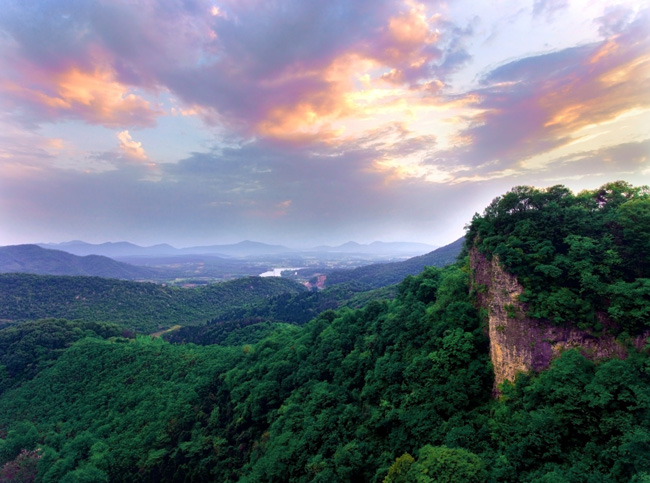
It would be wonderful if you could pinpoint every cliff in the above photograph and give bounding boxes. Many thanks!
[469,247,646,393]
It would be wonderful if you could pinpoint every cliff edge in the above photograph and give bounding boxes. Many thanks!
[469,247,645,393]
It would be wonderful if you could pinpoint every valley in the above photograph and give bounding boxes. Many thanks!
[0,182,648,482]
[2,240,442,287]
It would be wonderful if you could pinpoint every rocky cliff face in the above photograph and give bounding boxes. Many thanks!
[469,247,645,393]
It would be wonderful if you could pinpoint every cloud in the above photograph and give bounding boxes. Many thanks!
[1,0,649,247]
[0,0,197,127]
[155,126,451,237]
[2,0,645,156]
[540,139,650,180]
[425,7,650,180]
[0,130,481,245]
[596,5,635,37]
[0,65,161,128]
[532,0,569,21]
[2,123,646,247]
[117,130,148,161]
[0,0,474,139]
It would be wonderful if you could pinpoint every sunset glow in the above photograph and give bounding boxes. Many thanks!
[0,0,648,247]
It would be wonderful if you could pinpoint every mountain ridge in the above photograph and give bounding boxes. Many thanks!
[322,237,463,289]
[309,240,436,254]
[37,239,437,258]
[0,244,159,280]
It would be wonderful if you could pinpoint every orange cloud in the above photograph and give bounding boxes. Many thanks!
[246,3,446,143]
[378,4,440,84]
[1,66,161,128]
[589,39,619,65]
[257,104,332,141]
[254,56,360,141]
[451,23,650,173]
[539,46,650,136]
[388,9,432,46]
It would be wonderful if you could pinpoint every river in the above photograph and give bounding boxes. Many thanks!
[259,267,305,277]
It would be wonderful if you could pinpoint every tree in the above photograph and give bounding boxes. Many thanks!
[385,445,486,483]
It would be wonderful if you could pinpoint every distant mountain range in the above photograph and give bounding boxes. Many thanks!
[37,240,178,257]
[323,237,465,289]
[37,240,294,258]
[1,238,460,282]
[0,245,159,280]
[37,239,437,258]
[308,241,436,255]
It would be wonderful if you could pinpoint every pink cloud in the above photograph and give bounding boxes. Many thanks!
[1,64,161,128]
[434,7,650,173]
[117,130,148,161]
[0,0,473,140]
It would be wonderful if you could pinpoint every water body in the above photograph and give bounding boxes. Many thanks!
[259,267,304,277]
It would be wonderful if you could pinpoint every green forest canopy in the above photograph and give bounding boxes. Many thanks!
[466,181,650,333]
[0,181,649,482]
[0,275,306,333]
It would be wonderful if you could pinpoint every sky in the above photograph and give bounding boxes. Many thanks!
[0,0,649,248]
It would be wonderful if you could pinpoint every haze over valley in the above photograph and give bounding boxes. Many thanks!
[1,238,452,285]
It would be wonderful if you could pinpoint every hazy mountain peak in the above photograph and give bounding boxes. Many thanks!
[0,244,156,280]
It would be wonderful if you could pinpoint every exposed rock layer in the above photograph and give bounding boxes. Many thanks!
[469,247,646,393]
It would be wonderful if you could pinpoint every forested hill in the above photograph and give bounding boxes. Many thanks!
[324,236,463,289]
[2,257,649,481]
[1,182,649,482]
[0,244,158,280]
[0,318,129,395]
[466,181,650,333]
[0,274,306,332]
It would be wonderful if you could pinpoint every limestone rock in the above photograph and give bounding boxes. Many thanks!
[469,247,645,394]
